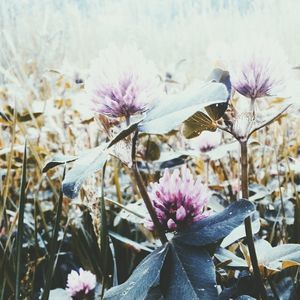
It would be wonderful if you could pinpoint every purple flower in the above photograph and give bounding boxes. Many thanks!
[66,268,96,298]
[144,167,209,232]
[232,56,280,99]
[230,42,287,100]
[86,45,160,118]
[191,130,221,153]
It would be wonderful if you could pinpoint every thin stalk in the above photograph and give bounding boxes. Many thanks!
[0,105,17,222]
[131,130,168,244]
[275,151,286,243]
[101,162,109,299]
[113,159,122,204]
[240,141,267,300]
[15,142,27,300]
[41,166,66,300]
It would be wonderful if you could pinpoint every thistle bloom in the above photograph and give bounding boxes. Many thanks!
[66,268,96,298]
[191,130,221,153]
[86,45,160,118]
[144,167,209,232]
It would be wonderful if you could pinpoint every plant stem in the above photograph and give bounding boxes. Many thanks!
[131,130,168,244]
[240,141,267,300]
[15,142,27,300]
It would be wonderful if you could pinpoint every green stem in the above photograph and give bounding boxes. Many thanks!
[131,131,168,244]
[100,162,109,299]
[15,142,27,300]
[240,141,267,300]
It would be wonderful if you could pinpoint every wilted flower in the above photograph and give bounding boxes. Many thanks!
[191,130,221,152]
[144,167,209,232]
[86,45,160,118]
[66,268,96,298]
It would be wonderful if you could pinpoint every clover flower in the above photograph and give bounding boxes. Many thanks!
[144,167,209,232]
[231,55,281,100]
[66,268,96,298]
[191,130,221,153]
[230,41,287,101]
[86,45,160,118]
[207,38,287,101]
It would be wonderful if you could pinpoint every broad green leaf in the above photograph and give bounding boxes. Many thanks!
[104,244,169,300]
[139,82,228,134]
[161,241,217,300]
[174,200,255,246]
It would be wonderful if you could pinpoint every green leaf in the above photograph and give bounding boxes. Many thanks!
[182,111,217,139]
[107,121,140,148]
[109,231,152,253]
[174,199,255,246]
[62,146,109,199]
[215,247,248,268]
[161,241,217,300]
[140,82,228,134]
[42,154,78,172]
[205,68,231,121]
[104,244,169,300]
[221,216,260,248]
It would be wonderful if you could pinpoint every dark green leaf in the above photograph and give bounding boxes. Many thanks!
[161,241,217,300]
[174,200,255,246]
[62,146,109,198]
[42,154,78,172]
[104,244,169,300]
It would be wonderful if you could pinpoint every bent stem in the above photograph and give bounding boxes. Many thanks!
[131,130,168,244]
[240,141,267,300]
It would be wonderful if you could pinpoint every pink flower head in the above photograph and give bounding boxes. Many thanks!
[232,56,281,99]
[207,38,288,101]
[145,167,209,232]
[86,45,160,118]
[191,130,221,153]
[66,268,96,298]
[229,40,287,100]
